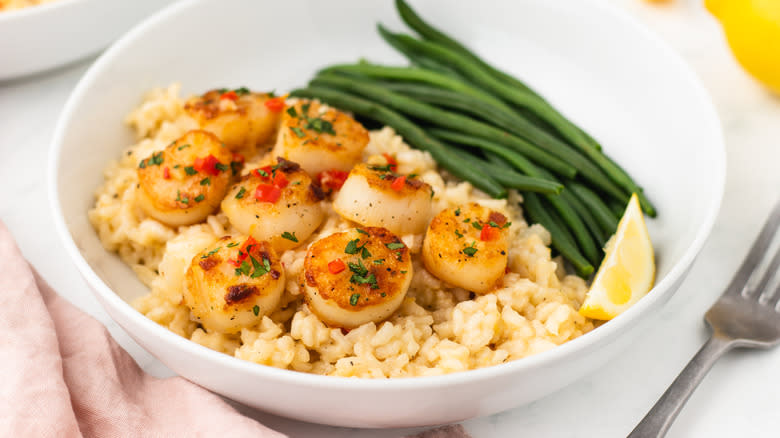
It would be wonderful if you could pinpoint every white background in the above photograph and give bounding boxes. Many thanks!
[1,0,779,436]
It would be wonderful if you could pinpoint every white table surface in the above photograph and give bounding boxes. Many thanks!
[2,1,779,437]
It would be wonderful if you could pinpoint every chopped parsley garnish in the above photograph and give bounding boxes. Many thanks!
[235,186,247,199]
[230,160,242,176]
[455,229,464,238]
[355,228,368,235]
[200,177,211,186]
[348,259,378,289]
[234,260,251,276]
[380,292,387,297]
[454,207,461,216]
[256,169,269,177]
[373,259,384,265]
[370,164,393,173]
[252,305,260,316]
[290,127,306,138]
[462,242,478,257]
[292,181,302,185]
[139,152,164,168]
[349,293,360,306]
[200,247,220,258]
[503,222,512,229]
[234,87,250,96]
[286,107,298,118]
[249,255,271,278]
[386,242,405,250]
[463,218,471,223]
[281,231,298,242]
[471,221,483,230]
[184,166,197,175]
[215,162,229,172]
[305,117,335,135]
[175,190,189,205]
[400,270,407,274]
[227,242,239,248]
[344,238,360,254]
[194,194,205,202]
[177,144,190,151]
[489,221,500,228]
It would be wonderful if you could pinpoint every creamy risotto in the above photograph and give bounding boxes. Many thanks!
[89,84,595,378]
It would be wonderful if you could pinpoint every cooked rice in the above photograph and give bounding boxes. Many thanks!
[88,84,594,378]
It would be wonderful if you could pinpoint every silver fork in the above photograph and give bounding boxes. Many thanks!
[629,200,780,438]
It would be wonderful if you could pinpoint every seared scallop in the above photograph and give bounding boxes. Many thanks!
[333,162,433,235]
[301,227,412,328]
[136,130,235,227]
[422,203,510,294]
[183,88,282,152]
[221,157,326,252]
[183,236,285,333]
[271,99,369,176]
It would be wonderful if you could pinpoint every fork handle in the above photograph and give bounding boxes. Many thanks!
[628,334,735,438]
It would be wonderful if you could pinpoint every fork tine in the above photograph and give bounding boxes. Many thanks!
[768,281,780,309]
[731,199,780,297]
[757,248,780,303]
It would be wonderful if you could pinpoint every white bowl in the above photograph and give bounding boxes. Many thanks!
[0,0,174,80]
[49,0,725,428]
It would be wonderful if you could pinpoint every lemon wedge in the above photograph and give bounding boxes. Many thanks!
[579,193,655,320]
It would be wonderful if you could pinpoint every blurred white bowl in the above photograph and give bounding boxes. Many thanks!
[0,0,174,80]
[50,0,725,428]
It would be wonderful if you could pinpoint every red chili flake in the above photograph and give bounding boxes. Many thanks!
[273,171,289,188]
[162,167,170,179]
[391,175,406,191]
[252,165,274,180]
[382,153,398,172]
[220,90,238,101]
[227,259,241,267]
[193,154,222,176]
[255,184,281,203]
[328,259,346,274]
[264,97,285,112]
[480,225,501,241]
[317,169,349,191]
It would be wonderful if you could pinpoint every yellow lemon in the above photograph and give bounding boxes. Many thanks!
[706,0,780,94]
[579,194,655,320]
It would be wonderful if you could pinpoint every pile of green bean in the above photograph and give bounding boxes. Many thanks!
[290,0,656,277]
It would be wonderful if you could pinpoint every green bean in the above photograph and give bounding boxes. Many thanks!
[607,197,628,220]
[523,193,593,278]
[319,63,510,111]
[447,146,563,194]
[290,87,505,198]
[560,188,607,248]
[394,0,543,100]
[483,151,514,171]
[376,24,463,79]
[310,74,577,178]
[429,129,539,176]
[567,182,620,234]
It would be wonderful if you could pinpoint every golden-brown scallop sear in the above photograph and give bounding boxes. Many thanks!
[183,236,285,333]
[271,100,369,176]
[221,157,326,253]
[136,130,235,227]
[183,88,282,152]
[333,162,433,235]
[422,203,510,294]
[301,227,412,329]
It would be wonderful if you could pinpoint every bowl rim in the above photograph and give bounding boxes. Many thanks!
[0,0,82,22]
[48,0,726,391]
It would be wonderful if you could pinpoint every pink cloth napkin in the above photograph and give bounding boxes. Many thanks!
[0,222,470,438]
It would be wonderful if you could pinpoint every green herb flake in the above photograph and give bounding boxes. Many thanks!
[503,222,512,229]
[177,144,190,151]
[227,242,239,248]
[385,242,405,250]
[472,221,483,230]
[400,270,407,274]
[200,177,211,186]
[344,238,360,255]
[250,256,270,278]
[286,107,298,118]
[252,305,260,316]
[380,292,387,297]
[175,190,189,205]
[349,293,360,306]
[150,152,164,166]
[373,259,384,265]
[184,166,197,175]
[463,218,471,223]
[462,242,478,257]
[454,207,461,216]
[281,231,298,242]
[234,260,251,276]
[235,186,247,199]
[138,160,146,169]
[234,87,250,96]
[215,162,229,172]
[361,246,371,259]
[455,229,464,239]
[489,221,500,228]
[194,194,205,202]
[355,228,368,235]
[200,247,221,258]
[290,126,306,138]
